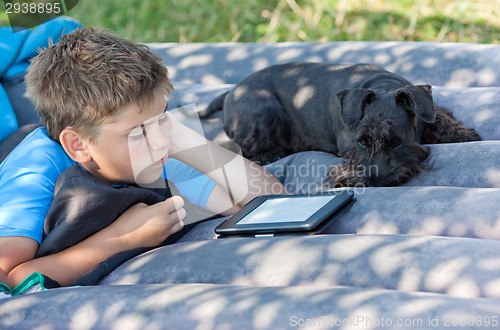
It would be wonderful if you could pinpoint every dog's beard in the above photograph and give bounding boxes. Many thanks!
[323,144,432,188]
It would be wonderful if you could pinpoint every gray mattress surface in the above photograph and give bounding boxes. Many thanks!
[2,41,500,330]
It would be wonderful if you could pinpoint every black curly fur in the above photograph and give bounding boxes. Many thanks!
[323,145,432,187]
[323,106,480,188]
[323,119,432,187]
[420,106,482,144]
[204,63,482,187]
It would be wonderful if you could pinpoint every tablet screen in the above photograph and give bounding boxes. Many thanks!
[236,195,335,225]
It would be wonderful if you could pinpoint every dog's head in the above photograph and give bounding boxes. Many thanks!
[325,84,435,187]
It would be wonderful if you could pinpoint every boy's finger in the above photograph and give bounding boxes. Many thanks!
[171,195,185,210]
[175,207,187,222]
[163,204,186,223]
[158,195,184,213]
[171,219,185,232]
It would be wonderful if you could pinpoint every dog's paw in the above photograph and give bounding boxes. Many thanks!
[464,129,482,141]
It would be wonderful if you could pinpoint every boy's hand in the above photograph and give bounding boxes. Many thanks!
[111,196,186,250]
[0,196,186,288]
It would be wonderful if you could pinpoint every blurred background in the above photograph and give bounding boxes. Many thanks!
[1,0,499,43]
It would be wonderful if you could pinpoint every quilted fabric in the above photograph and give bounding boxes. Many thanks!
[2,41,500,329]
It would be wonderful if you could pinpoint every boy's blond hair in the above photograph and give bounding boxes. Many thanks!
[26,28,173,143]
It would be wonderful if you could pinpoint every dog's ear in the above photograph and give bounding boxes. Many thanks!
[395,84,436,123]
[337,88,375,129]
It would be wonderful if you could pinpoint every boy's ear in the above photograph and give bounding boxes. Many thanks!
[59,128,92,164]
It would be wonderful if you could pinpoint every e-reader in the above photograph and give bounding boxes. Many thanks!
[214,190,355,238]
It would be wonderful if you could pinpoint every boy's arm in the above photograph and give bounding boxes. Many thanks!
[168,114,287,209]
[0,237,38,288]
[0,232,123,288]
[0,196,185,288]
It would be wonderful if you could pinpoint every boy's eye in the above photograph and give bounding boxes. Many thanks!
[129,126,146,141]
[128,110,168,141]
[129,134,145,141]
[158,111,169,123]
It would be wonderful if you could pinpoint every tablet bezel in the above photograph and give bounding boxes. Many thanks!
[214,190,354,236]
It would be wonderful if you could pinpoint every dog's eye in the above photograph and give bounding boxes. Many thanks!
[358,139,368,148]
[391,137,403,148]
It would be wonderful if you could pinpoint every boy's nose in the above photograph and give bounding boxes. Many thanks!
[144,125,170,151]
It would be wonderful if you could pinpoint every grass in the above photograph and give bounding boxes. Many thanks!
[1,0,499,43]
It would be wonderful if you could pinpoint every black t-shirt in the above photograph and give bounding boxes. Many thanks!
[36,165,216,285]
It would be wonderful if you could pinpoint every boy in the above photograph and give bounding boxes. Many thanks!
[0,28,286,289]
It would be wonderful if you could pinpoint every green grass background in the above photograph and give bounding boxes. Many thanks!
[1,0,499,43]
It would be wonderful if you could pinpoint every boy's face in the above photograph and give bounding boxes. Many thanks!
[84,93,171,186]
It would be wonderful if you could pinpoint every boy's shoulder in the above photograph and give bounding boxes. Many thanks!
[0,127,74,173]
[0,127,74,243]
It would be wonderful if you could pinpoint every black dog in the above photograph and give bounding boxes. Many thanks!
[200,62,481,187]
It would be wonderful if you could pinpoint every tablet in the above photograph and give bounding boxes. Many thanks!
[214,190,355,237]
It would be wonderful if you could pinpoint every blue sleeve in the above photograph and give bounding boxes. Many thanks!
[0,85,17,142]
[0,128,74,244]
[164,158,216,208]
